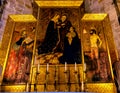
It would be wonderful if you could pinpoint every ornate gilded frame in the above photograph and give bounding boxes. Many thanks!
[81,13,117,93]
[0,15,37,90]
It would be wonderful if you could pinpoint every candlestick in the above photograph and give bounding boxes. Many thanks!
[38,63,40,72]
[81,81,84,91]
[65,62,67,71]
[47,63,49,72]
[26,82,29,92]
[84,63,86,71]
[75,62,77,71]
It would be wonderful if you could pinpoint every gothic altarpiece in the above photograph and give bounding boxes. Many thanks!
[0,1,117,93]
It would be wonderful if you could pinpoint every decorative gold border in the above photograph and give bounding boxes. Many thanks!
[35,1,83,8]
[81,13,107,21]
[1,15,37,86]
[86,83,116,93]
[1,20,15,84]
[81,13,115,84]
[9,15,37,22]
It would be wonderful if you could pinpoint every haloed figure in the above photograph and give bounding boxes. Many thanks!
[90,29,102,75]
[58,14,72,52]
[38,13,60,54]
[59,26,81,64]
[3,29,32,84]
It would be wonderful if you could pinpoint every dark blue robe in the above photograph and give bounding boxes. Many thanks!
[59,31,82,64]
[38,20,59,54]
[57,20,72,52]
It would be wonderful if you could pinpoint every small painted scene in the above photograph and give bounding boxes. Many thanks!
[81,16,114,83]
[3,22,36,84]
[35,8,83,65]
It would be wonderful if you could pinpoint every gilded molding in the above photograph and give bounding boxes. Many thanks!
[81,14,107,21]
[9,15,37,22]
[35,1,83,8]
